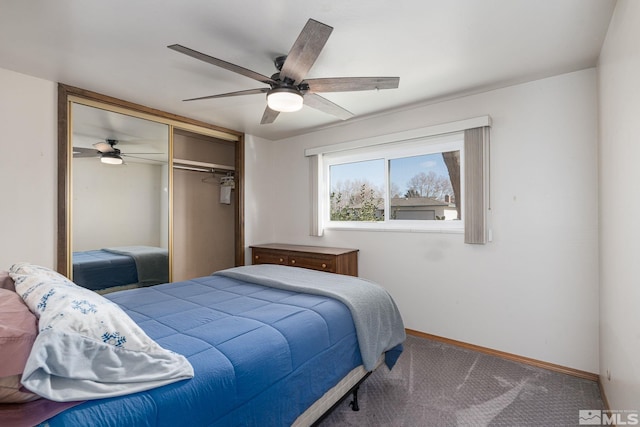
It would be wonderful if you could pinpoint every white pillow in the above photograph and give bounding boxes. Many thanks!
[9,263,194,402]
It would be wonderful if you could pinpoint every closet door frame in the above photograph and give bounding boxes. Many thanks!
[57,83,245,280]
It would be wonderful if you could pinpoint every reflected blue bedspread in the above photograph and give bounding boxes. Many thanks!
[72,250,137,290]
[43,274,364,426]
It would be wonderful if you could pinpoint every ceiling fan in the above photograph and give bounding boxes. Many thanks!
[168,18,400,124]
[73,139,161,165]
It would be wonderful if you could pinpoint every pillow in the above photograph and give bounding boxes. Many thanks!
[0,288,38,377]
[0,288,41,403]
[9,263,194,402]
[0,270,15,291]
[0,374,41,403]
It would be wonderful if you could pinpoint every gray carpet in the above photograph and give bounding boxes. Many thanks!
[319,335,605,426]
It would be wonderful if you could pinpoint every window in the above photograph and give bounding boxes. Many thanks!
[330,159,385,222]
[307,116,490,242]
[389,151,460,221]
[323,132,464,231]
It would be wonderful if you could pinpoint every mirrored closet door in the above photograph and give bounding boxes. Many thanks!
[58,84,244,291]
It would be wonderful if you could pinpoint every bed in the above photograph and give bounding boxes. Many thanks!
[0,263,405,427]
[72,246,169,291]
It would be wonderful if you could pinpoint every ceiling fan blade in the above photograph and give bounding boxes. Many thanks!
[183,88,269,102]
[168,44,276,85]
[303,93,354,120]
[304,77,400,93]
[260,106,280,124]
[73,147,99,158]
[93,142,115,153]
[280,19,333,85]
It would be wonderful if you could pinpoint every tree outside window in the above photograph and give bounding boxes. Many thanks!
[329,151,460,222]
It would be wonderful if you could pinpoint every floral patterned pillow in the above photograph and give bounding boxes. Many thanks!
[10,264,136,348]
[8,263,193,402]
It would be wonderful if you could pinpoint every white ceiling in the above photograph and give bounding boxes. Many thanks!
[0,0,616,141]
[72,103,169,164]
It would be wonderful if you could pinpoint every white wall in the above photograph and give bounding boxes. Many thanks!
[0,65,602,374]
[243,133,278,254]
[72,159,165,251]
[598,0,640,410]
[246,69,600,373]
[0,68,57,270]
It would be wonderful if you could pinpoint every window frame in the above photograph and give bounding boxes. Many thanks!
[322,132,465,233]
[306,115,491,240]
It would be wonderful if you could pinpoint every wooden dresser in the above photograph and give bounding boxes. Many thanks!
[250,243,359,276]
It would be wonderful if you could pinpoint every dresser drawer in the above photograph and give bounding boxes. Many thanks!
[287,254,334,273]
[253,250,288,265]
[250,244,358,276]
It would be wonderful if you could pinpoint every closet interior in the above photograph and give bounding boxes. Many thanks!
[172,129,237,282]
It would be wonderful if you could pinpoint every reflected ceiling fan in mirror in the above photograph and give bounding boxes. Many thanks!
[73,139,162,165]
[168,18,400,124]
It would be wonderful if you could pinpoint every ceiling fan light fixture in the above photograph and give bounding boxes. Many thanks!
[100,152,124,165]
[267,87,303,112]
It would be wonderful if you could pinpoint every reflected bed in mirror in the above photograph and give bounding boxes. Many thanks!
[71,102,170,292]
[73,246,168,293]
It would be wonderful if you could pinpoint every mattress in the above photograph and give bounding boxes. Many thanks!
[42,273,364,426]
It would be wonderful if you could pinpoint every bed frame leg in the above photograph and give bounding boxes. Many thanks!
[349,386,360,411]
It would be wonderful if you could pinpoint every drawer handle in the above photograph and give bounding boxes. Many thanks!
[291,259,296,264]
[255,255,259,260]
[322,263,327,268]
[279,258,284,262]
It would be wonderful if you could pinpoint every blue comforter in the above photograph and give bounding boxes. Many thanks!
[43,270,394,426]
[72,250,138,290]
[217,265,406,371]
[72,247,169,291]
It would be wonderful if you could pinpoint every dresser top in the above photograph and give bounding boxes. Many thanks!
[250,243,358,256]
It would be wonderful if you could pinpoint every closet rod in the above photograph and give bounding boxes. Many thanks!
[173,164,234,174]
[173,158,235,171]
